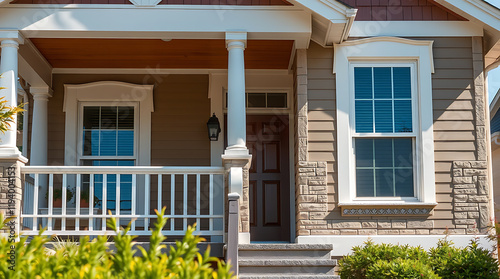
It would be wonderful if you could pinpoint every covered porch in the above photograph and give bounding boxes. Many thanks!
[2,33,299,244]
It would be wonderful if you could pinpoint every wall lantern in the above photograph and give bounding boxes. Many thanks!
[207,113,221,141]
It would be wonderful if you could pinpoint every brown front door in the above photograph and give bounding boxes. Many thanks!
[247,115,290,242]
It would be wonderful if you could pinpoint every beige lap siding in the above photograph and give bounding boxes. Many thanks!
[46,74,210,166]
[295,37,489,236]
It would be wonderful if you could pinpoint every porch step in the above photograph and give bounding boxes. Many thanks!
[238,244,336,277]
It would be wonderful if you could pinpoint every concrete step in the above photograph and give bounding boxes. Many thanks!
[239,244,333,259]
[239,259,336,275]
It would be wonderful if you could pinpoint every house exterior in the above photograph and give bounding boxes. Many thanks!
[1,0,500,276]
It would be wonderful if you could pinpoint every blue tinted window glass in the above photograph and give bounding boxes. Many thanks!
[100,130,117,156]
[374,139,393,167]
[394,100,412,133]
[394,138,413,168]
[355,138,373,167]
[395,168,414,197]
[355,100,373,133]
[117,130,134,156]
[393,67,411,99]
[374,67,392,99]
[376,169,394,197]
[354,67,372,99]
[375,100,393,133]
[355,138,414,198]
[356,169,374,197]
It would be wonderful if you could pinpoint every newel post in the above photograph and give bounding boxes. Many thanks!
[227,192,240,276]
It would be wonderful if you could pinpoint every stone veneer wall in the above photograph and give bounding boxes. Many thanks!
[0,160,23,234]
[452,161,489,233]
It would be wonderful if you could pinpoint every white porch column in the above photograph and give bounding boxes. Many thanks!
[30,87,51,167]
[225,32,248,156]
[0,37,23,158]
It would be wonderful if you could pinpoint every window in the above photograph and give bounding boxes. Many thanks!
[352,65,415,198]
[334,37,436,205]
[64,81,154,213]
[80,105,137,211]
[225,92,288,109]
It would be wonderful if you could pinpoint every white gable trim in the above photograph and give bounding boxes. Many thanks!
[434,0,500,29]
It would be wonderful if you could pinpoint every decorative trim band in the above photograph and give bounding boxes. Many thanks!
[342,207,432,216]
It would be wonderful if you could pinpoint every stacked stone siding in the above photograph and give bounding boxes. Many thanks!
[452,160,490,234]
[296,161,328,236]
[0,161,23,235]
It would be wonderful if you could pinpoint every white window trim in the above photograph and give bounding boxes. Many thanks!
[334,37,436,205]
[63,81,154,167]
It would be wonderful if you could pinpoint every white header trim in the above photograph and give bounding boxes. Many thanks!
[334,37,435,73]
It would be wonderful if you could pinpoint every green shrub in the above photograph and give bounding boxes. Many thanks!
[0,208,234,279]
[338,240,429,279]
[338,239,499,279]
[366,258,440,279]
[429,239,498,279]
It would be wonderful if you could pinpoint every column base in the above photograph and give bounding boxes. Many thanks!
[0,147,28,163]
[239,232,250,244]
[223,148,250,157]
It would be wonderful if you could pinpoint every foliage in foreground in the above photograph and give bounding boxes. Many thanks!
[339,239,499,279]
[0,208,233,279]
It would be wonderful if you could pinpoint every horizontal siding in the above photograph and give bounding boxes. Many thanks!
[305,37,476,229]
[47,74,210,167]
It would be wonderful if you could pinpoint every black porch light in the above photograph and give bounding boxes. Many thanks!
[207,113,221,141]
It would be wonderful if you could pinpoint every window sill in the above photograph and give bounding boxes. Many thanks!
[339,203,437,217]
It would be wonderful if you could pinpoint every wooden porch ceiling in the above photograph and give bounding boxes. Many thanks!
[30,38,295,69]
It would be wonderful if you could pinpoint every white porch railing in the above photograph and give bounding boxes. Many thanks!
[20,166,225,240]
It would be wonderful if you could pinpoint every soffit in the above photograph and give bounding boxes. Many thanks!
[30,38,295,69]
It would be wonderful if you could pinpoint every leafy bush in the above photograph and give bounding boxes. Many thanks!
[429,239,499,279]
[0,208,234,279]
[338,241,429,279]
[366,258,439,279]
[339,239,499,279]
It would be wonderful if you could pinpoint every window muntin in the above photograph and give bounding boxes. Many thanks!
[352,64,416,199]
